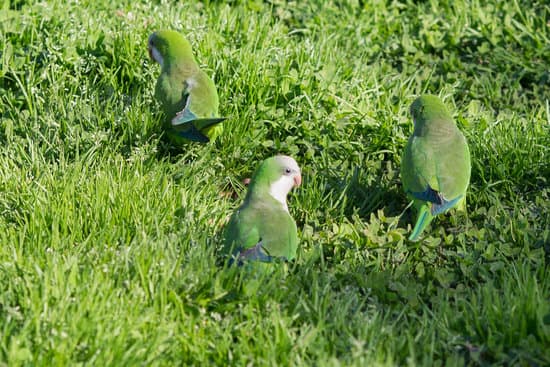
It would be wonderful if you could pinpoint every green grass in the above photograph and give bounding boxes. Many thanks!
[1,0,549,365]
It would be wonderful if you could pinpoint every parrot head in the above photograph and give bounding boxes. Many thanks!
[248,155,301,207]
[409,94,452,129]
[148,30,194,67]
[272,155,302,190]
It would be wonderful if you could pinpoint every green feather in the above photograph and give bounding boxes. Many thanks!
[401,95,471,241]
[148,30,224,145]
[223,156,301,265]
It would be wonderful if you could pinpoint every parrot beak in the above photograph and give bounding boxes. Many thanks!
[147,34,161,64]
[293,174,302,187]
[147,34,154,60]
[148,43,163,66]
[147,39,155,62]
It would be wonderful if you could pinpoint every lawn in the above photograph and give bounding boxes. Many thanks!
[1,0,549,365]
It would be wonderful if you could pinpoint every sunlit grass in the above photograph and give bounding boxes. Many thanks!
[1,0,549,365]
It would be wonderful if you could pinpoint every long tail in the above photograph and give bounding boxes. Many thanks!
[409,205,433,241]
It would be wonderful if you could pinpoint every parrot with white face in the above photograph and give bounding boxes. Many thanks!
[223,155,302,264]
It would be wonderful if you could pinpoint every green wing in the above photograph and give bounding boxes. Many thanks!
[401,135,437,196]
[434,127,470,201]
[172,72,225,142]
[402,121,470,203]
[223,200,298,262]
[155,72,185,122]
[171,101,226,142]
[223,205,262,256]
[155,69,224,143]
[401,119,471,241]
[259,209,298,260]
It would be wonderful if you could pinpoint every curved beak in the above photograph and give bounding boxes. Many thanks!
[147,34,157,62]
[293,174,302,187]
[147,34,153,59]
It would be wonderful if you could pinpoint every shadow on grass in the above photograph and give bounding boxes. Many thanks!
[316,162,412,228]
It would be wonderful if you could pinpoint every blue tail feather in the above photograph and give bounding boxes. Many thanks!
[410,186,443,205]
[410,186,464,216]
[431,195,463,215]
[171,107,197,125]
[170,125,210,143]
[229,241,273,266]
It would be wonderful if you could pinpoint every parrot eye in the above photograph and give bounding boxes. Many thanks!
[284,168,292,174]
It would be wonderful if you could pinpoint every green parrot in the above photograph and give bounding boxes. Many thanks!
[148,30,225,144]
[401,95,471,241]
[223,155,302,264]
